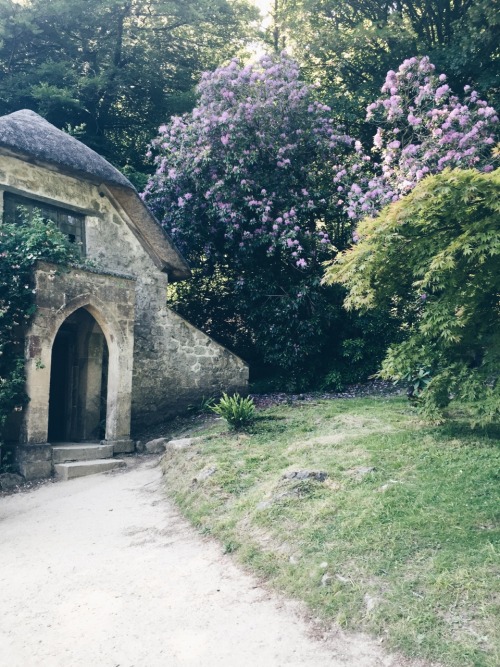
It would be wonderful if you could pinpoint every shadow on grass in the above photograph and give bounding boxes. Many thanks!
[247,415,289,435]
[435,420,500,444]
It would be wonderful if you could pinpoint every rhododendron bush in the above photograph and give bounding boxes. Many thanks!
[340,56,498,222]
[144,54,354,267]
[144,54,386,384]
[145,53,498,387]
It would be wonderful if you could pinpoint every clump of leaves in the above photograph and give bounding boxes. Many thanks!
[188,395,216,414]
[325,168,500,424]
[211,393,256,430]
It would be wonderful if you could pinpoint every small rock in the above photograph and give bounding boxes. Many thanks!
[319,561,328,569]
[257,500,272,510]
[145,437,169,454]
[347,466,376,480]
[0,472,24,491]
[378,479,400,492]
[321,573,332,587]
[282,470,328,482]
[135,440,145,453]
[193,466,217,482]
[167,436,205,451]
[364,593,380,612]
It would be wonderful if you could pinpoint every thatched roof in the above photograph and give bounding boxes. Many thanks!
[0,110,190,280]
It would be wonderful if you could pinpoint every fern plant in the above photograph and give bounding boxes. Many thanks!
[211,393,256,430]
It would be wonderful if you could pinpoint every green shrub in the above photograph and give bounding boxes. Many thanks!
[325,168,500,424]
[188,395,216,414]
[211,393,256,430]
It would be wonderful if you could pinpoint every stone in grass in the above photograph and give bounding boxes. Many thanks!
[193,466,217,483]
[364,593,381,613]
[282,470,328,482]
[0,472,24,491]
[321,572,332,587]
[146,436,205,454]
[346,466,376,480]
[256,500,273,510]
[145,437,169,454]
[166,436,205,451]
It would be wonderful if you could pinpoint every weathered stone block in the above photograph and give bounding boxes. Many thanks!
[103,439,135,454]
[15,444,52,480]
[144,437,168,454]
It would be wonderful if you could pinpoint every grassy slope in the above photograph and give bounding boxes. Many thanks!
[161,396,500,667]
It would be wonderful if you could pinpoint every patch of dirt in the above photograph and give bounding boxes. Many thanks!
[250,380,403,409]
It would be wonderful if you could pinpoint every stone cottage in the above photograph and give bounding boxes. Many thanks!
[0,110,248,480]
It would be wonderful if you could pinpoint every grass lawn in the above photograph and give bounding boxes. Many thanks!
[161,396,500,667]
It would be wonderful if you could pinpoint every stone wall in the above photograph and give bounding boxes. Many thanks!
[131,300,248,431]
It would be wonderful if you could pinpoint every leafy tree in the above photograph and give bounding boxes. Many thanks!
[0,0,258,183]
[145,54,391,385]
[325,168,500,423]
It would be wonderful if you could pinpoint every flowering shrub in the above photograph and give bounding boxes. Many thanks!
[144,53,355,268]
[337,57,498,221]
[145,54,364,381]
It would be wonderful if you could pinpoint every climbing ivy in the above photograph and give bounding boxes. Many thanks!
[0,213,80,460]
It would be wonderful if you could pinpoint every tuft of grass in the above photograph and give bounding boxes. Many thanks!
[161,396,500,667]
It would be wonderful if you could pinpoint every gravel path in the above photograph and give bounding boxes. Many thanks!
[1,458,415,667]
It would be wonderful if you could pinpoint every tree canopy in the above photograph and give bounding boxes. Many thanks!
[0,0,258,184]
[270,0,500,136]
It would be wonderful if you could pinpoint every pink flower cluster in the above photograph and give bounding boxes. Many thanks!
[343,56,498,222]
[144,53,354,269]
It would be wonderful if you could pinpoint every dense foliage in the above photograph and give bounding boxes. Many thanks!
[0,0,257,185]
[325,169,500,423]
[0,214,80,452]
[269,0,500,135]
[145,53,498,386]
[1,0,498,399]
[144,54,395,386]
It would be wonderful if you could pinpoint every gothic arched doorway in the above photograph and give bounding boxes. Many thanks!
[48,308,108,442]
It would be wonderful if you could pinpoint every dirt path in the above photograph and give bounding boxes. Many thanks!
[0,458,412,667]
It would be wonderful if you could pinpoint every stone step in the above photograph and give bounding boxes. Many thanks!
[52,443,113,463]
[53,458,126,481]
